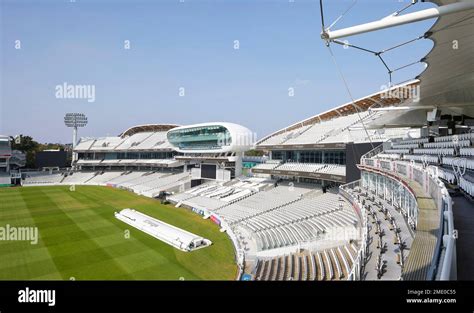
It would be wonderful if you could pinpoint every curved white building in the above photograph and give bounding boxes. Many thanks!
[72,122,254,182]
[167,122,254,154]
[167,122,255,179]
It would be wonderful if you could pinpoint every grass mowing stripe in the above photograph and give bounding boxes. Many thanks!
[0,258,63,280]
[0,188,62,279]
[61,188,190,279]
[0,247,54,266]
[1,186,236,280]
[65,187,234,279]
[47,187,199,279]
[20,188,133,280]
[42,189,140,280]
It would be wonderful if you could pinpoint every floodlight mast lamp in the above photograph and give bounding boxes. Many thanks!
[64,113,88,165]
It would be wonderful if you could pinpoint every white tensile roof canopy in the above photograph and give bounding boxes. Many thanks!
[368,0,474,127]
[259,0,473,140]
[418,0,474,114]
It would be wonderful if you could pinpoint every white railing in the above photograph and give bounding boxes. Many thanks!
[361,144,384,161]
[203,213,245,280]
[359,155,457,280]
[339,180,366,281]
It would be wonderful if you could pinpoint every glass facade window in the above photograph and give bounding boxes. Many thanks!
[127,153,139,159]
[83,152,95,160]
[94,153,105,160]
[299,177,322,184]
[141,152,151,159]
[168,126,231,150]
[140,152,172,159]
[324,151,345,165]
[270,150,345,164]
[272,151,283,160]
[361,170,418,226]
[87,151,175,160]
[299,151,323,163]
[102,153,116,160]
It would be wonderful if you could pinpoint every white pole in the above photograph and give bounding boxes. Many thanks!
[72,126,77,164]
[73,126,77,148]
[235,152,243,178]
[323,2,474,40]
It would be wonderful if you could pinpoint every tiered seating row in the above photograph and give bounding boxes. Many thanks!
[460,177,474,197]
[276,162,326,172]
[386,133,474,155]
[424,140,470,148]
[259,111,376,146]
[437,168,456,184]
[413,148,454,155]
[214,185,308,223]
[403,155,439,163]
[243,193,358,250]
[375,153,402,160]
[434,133,474,142]
[170,180,267,210]
[23,170,189,199]
[139,172,191,197]
[253,244,358,281]
[265,162,346,176]
[460,148,474,156]
[22,173,63,185]
[252,162,281,170]
[83,171,125,184]
[76,131,171,152]
[443,157,474,170]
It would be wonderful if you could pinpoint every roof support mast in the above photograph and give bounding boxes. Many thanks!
[322,1,474,40]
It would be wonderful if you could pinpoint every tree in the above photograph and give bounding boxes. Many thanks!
[10,135,39,168]
[245,150,265,157]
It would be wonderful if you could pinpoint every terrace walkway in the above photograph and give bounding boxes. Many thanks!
[355,188,414,280]
[401,178,440,280]
[451,194,474,280]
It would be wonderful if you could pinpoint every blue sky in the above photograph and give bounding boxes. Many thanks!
[0,0,437,143]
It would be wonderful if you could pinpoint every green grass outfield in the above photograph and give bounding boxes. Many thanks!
[0,185,237,280]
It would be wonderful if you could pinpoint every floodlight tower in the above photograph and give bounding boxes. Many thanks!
[64,113,88,164]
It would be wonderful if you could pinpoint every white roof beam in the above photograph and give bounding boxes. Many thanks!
[322,2,474,40]
[369,105,435,112]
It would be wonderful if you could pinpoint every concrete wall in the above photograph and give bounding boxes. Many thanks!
[345,142,382,183]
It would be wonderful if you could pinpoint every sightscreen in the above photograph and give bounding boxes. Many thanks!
[201,164,216,179]
[35,151,68,168]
